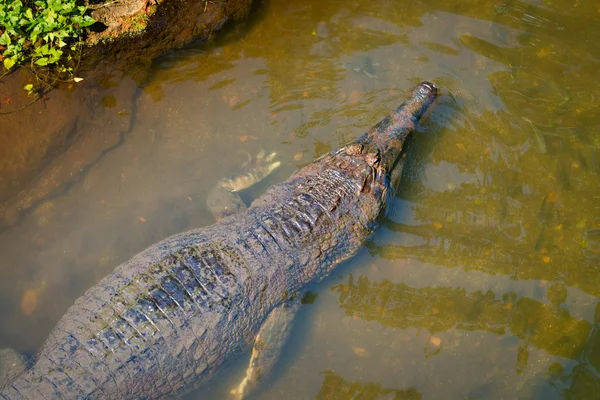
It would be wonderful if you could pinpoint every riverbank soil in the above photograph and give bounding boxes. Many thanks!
[82,0,253,67]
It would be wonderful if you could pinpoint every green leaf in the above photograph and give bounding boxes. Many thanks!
[25,8,33,20]
[3,57,16,70]
[44,32,55,42]
[24,83,33,91]
[3,45,15,57]
[0,31,10,46]
[30,29,40,44]
[35,44,50,55]
[79,15,95,27]
[35,57,48,66]
[49,48,62,62]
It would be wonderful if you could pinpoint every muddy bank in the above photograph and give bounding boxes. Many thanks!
[0,0,254,231]
[82,0,253,70]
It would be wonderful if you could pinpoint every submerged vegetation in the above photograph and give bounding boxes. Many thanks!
[0,0,95,74]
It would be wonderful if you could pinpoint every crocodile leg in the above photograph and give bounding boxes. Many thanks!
[231,300,301,399]
[0,349,26,390]
[207,150,280,221]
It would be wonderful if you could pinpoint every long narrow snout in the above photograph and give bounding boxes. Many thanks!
[354,81,437,172]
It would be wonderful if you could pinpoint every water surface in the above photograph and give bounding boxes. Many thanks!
[1,0,600,398]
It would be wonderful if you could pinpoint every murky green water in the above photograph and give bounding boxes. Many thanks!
[2,0,600,398]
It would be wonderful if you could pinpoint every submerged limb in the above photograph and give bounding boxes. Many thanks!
[232,301,301,399]
[206,150,281,221]
[0,348,27,389]
[220,151,280,193]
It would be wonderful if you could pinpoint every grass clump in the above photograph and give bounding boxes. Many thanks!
[0,0,95,74]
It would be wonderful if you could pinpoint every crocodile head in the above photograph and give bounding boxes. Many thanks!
[287,82,437,283]
[353,81,437,188]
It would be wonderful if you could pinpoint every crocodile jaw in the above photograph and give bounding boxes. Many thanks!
[354,81,437,176]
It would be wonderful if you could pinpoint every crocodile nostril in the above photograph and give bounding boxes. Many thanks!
[420,81,437,93]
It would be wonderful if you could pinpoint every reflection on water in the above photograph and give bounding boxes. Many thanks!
[1,0,600,398]
[317,370,422,400]
[333,275,590,360]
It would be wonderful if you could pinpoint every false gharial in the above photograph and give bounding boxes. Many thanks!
[0,81,438,399]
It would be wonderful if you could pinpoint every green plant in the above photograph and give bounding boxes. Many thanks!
[131,12,148,31]
[0,0,95,72]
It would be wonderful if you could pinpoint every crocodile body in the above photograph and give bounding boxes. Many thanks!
[0,82,437,399]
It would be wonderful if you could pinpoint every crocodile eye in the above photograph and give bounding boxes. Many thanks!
[365,151,380,167]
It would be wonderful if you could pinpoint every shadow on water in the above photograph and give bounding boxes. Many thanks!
[1,0,600,398]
